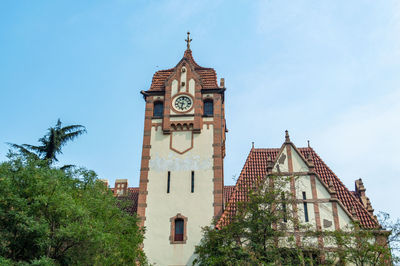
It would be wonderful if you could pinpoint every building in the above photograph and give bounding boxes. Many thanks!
[107,34,380,265]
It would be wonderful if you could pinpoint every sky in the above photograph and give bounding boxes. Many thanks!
[1,0,399,220]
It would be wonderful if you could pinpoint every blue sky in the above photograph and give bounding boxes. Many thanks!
[1,1,399,220]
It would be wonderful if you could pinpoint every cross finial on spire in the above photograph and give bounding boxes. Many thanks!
[185,32,192,50]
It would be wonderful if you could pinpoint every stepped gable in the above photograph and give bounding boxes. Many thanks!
[148,49,219,91]
[218,147,379,229]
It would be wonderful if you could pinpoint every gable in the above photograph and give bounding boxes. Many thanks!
[218,147,379,229]
[272,143,309,174]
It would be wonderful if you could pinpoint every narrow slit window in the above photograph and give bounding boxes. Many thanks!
[174,219,184,241]
[191,171,194,193]
[303,191,309,222]
[167,171,170,193]
[281,192,287,222]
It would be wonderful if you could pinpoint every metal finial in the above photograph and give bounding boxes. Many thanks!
[252,142,254,149]
[185,32,192,50]
[307,140,310,148]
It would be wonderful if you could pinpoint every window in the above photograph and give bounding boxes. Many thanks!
[303,191,309,222]
[153,101,164,117]
[282,192,287,222]
[167,171,170,193]
[303,251,321,265]
[203,99,213,116]
[191,171,194,193]
[169,213,188,244]
[174,219,184,241]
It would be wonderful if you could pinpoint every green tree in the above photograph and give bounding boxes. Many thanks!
[322,213,400,266]
[0,154,147,265]
[8,119,86,166]
[194,174,399,266]
[194,175,315,265]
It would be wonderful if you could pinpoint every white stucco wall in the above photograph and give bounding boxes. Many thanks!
[144,124,215,265]
[274,147,289,172]
[272,145,353,237]
[290,146,308,172]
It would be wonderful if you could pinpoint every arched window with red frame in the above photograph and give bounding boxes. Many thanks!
[170,213,187,244]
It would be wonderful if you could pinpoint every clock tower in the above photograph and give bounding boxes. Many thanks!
[137,33,227,265]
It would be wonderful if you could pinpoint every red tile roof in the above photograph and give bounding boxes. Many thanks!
[112,187,139,215]
[224,185,235,204]
[148,49,218,91]
[218,147,379,229]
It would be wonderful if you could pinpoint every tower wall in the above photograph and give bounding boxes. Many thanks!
[144,124,214,265]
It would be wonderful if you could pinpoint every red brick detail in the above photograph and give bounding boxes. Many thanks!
[212,92,225,219]
[332,202,341,230]
[311,175,324,250]
[169,131,194,154]
[286,145,301,245]
[137,100,153,227]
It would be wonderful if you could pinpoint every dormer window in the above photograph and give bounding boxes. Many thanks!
[203,99,213,116]
[153,101,164,117]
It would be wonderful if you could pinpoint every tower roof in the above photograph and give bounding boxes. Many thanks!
[147,49,219,92]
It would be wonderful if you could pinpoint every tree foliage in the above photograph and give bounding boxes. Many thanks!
[0,155,147,265]
[321,213,400,265]
[8,119,86,166]
[194,175,399,266]
[194,175,313,265]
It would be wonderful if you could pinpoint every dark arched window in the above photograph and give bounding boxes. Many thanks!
[153,101,164,117]
[203,99,213,116]
[174,218,184,241]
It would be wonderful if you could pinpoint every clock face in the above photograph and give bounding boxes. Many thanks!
[174,95,192,112]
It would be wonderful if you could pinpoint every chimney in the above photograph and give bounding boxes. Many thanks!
[115,179,128,196]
